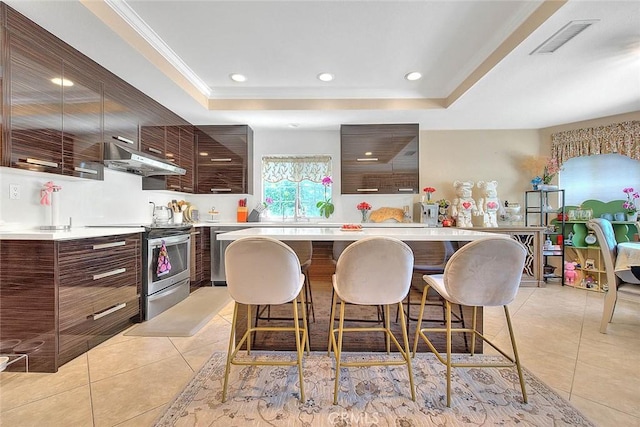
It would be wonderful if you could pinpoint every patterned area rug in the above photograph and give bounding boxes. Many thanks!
[155,352,595,426]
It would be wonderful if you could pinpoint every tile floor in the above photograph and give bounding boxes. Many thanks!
[1,282,638,427]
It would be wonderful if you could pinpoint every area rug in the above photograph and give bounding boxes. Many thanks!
[125,287,231,337]
[154,352,595,426]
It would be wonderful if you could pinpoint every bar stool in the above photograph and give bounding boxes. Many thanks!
[222,236,308,402]
[329,236,416,404]
[404,241,468,349]
[412,237,528,407]
[254,240,313,349]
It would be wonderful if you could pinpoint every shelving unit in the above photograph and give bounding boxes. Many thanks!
[563,216,638,293]
[561,199,639,292]
[525,189,566,282]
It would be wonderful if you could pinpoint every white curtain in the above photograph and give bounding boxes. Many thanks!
[262,155,332,183]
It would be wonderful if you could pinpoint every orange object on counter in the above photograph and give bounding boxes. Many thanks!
[237,207,248,222]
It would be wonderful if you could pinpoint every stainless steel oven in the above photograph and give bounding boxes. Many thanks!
[143,226,192,320]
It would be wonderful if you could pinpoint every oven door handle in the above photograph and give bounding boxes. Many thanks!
[149,234,190,248]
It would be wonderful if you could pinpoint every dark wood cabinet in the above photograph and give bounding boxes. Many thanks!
[7,34,64,174]
[140,125,166,158]
[340,124,419,194]
[191,226,211,291]
[179,125,195,192]
[61,61,104,180]
[0,234,141,372]
[142,125,195,193]
[195,125,254,194]
[103,79,140,150]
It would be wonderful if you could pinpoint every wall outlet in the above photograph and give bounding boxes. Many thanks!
[9,184,20,200]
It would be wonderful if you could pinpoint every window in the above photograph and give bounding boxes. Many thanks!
[262,155,332,219]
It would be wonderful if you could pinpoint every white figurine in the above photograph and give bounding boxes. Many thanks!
[451,180,479,227]
[477,180,504,228]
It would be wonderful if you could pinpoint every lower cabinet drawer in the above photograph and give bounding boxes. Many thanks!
[58,296,139,366]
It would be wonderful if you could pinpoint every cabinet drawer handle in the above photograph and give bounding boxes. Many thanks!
[397,188,414,192]
[93,268,126,280]
[356,158,378,162]
[211,158,232,162]
[91,303,126,321]
[148,147,163,155]
[74,166,99,175]
[26,158,58,168]
[113,136,134,145]
[169,184,181,189]
[211,188,232,192]
[93,241,126,250]
[356,188,379,192]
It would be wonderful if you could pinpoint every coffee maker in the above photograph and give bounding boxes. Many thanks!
[415,202,438,227]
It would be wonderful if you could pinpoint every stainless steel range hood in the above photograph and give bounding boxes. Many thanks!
[104,140,186,177]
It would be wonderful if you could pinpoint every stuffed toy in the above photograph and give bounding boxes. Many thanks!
[451,180,479,227]
[477,180,504,227]
[564,261,578,284]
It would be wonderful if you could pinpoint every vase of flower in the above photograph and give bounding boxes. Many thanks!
[357,201,372,223]
[622,187,639,222]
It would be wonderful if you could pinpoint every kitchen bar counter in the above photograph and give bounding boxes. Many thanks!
[216,226,508,242]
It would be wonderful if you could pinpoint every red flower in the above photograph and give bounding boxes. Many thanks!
[357,202,372,211]
[423,187,436,194]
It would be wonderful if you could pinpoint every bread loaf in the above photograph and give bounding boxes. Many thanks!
[368,207,405,223]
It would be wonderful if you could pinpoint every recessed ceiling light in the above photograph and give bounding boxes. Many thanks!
[199,152,209,156]
[404,72,422,81]
[365,152,372,156]
[51,77,74,86]
[317,73,334,82]
[230,73,247,82]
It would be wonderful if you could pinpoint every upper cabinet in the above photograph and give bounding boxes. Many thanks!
[103,78,140,150]
[141,125,195,193]
[1,4,194,183]
[195,125,253,194]
[340,124,419,194]
[6,33,104,179]
[7,35,64,174]
[61,61,104,180]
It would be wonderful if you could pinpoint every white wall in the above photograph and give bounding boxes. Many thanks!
[419,129,544,225]
[0,167,182,228]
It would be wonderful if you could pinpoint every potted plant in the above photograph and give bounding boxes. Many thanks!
[316,176,334,218]
[623,187,639,221]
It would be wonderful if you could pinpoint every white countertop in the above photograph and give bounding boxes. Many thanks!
[216,227,510,242]
[0,226,145,241]
[196,221,427,228]
[0,220,537,241]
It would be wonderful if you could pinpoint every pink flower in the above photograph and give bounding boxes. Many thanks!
[321,176,333,186]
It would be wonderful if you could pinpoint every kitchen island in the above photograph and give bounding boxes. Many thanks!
[217,226,508,354]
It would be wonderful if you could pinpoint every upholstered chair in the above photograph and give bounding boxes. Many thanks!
[587,219,640,333]
[412,237,527,407]
[329,236,416,404]
[254,240,313,350]
[222,237,308,402]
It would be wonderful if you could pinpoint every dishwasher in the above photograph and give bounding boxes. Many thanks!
[210,226,247,285]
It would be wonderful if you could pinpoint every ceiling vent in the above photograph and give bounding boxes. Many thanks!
[530,20,598,55]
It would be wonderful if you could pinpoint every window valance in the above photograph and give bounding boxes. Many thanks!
[262,155,332,183]
[551,120,640,166]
